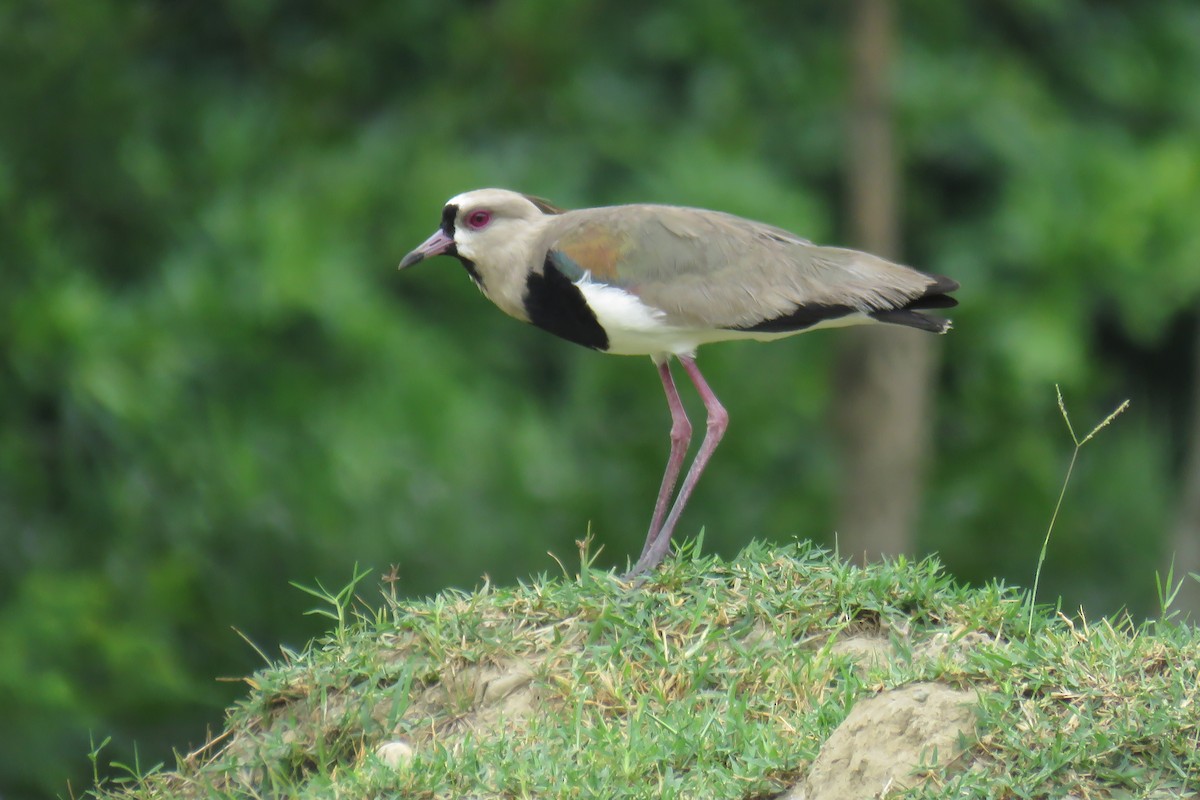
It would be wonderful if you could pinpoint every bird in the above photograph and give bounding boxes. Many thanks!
[399,189,958,578]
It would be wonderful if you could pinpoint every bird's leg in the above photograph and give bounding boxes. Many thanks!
[628,355,728,577]
[634,358,693,567]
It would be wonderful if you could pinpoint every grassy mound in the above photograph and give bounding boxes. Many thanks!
[87,542,1199,799]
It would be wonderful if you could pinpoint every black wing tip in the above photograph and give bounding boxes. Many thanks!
[869,309,954,334]
[925,273,960,294]
[884,272,959,324]
[907,293,958,311]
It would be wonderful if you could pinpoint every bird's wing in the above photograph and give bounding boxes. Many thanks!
[541,206,949,330]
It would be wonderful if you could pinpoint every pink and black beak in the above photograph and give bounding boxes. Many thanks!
[398,228,455,270]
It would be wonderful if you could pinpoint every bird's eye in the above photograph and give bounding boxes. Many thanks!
[466,210,492,229]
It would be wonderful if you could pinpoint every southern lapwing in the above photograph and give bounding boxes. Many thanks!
[399,189,958,578]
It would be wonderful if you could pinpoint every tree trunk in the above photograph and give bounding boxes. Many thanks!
[1169,319,1200,617]
[834,0,939,564]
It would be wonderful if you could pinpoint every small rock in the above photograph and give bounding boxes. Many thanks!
[376,740,415,768]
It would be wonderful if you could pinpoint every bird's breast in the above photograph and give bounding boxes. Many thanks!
[518,259,707,357]
[520,260,610,351]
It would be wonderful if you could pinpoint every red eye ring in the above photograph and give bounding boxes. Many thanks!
[466,210,492,229]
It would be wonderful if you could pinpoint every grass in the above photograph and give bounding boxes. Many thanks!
[1027,387,1130,634]
[81,540,1200,800]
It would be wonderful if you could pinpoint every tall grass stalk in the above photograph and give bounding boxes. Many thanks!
[1028,386,1129,634]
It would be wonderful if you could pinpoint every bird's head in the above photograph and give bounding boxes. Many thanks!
[399,189,563,273]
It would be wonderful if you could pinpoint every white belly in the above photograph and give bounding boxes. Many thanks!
[574,278,871,358]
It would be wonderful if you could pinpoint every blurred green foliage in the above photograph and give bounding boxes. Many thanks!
[2,1,1199,797]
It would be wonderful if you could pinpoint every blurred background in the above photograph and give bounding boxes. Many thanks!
[2,1,1200,797]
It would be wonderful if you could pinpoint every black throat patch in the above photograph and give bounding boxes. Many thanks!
[522,258,609,351]
[456,255,484,288]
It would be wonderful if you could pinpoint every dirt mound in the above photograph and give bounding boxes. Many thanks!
[372,630,994,798]
[785,682,976,799]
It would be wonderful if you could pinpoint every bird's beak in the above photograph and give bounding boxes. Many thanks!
[399,229,454,270]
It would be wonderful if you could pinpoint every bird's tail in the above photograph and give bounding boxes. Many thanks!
[869,274,959,334]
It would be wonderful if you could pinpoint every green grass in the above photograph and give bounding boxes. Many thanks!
[81,540,1199,799]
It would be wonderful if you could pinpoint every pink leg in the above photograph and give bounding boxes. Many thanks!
[635,359,693,565]
[628,355,728,577]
